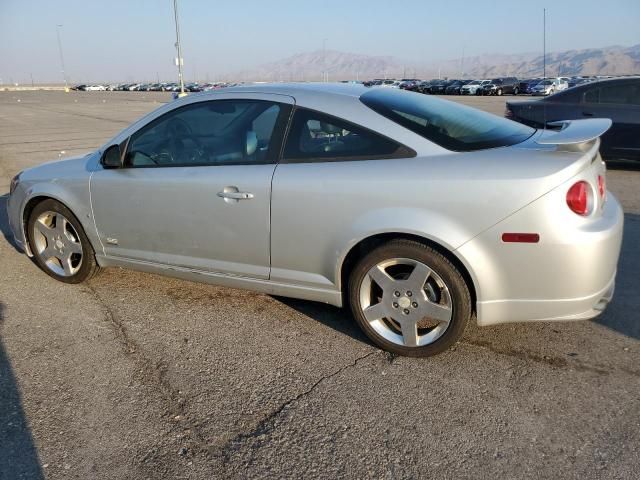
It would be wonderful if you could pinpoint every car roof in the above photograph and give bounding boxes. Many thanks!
[196,82,370,101]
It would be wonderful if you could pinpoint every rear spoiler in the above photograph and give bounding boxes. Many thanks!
[535,118,612,145]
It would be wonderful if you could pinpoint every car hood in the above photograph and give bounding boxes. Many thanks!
[20,153,94,182]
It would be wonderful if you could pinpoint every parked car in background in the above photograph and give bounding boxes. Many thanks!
[481,77,519,96]
[415,80,436,94]
[430,79,457,94]
[530,78,568,96]
[374,80,398,88]
[506,77,640,161]
[517,78,541,94]
[7,84,622,357]
[402,81,424,92]
[444,80,472,95]
[399,80,420,90]
[459,80,489,95]
[84,85,106,91]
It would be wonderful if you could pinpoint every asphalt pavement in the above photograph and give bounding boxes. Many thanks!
[0,91,638,480]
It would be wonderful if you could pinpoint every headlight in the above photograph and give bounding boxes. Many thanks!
[10,172,22,195]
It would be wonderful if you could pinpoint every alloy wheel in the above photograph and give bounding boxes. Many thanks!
[358,258,452,347]
[32,211,83,277]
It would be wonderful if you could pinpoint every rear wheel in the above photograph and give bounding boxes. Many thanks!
[514,87,519,95]
[348,240,471,357]
[27,199,100,284]
[497,88,503,96]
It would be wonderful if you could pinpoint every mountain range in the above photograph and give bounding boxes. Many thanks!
[234,44,640,81]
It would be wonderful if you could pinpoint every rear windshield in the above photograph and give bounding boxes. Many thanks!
[360,89,535,152]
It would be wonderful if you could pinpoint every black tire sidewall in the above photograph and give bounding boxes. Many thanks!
[348,241,471,357]
[27,199,98,284]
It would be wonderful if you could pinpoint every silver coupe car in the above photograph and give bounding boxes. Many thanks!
[7,84,624,357]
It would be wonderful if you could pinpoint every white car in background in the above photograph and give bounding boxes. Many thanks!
[460,79,491,95]
[531,78,568,96]
[84,85,106,91]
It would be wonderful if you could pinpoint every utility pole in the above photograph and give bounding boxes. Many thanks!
[173,0,186,96]
[56,24,68,90]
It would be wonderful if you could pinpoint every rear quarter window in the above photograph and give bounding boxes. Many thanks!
[360,88,535,152]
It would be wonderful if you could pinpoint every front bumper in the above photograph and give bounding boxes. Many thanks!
[6,190,28,254]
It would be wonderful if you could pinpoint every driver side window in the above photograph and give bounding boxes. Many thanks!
[125,100,285,167]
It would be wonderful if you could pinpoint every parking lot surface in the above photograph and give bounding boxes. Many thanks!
[1,91,639,480]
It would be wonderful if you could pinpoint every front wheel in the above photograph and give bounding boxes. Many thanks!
[513,87,519,95]
[27,199,100,284]
[348,240,471,357]
[497,88,503,96]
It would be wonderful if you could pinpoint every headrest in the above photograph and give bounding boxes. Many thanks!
[246,131,258,156]
[320,122,342,135]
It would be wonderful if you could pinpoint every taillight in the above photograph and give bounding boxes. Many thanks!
[566,181,592,216]
[597,175,606,200]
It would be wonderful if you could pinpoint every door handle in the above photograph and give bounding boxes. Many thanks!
[217,191,254,200]
[582,111,594,117]
[217,185,254,203]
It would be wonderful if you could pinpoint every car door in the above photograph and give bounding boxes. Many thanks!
[270,107,416,289]
[90,94,293,279]
[581,81,640,160]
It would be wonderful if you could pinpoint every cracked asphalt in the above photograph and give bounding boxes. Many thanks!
[1,91,639,480]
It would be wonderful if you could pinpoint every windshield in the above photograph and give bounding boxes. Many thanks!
[467,81,480,85]
[360,89,535,152]
[539,80,553,86]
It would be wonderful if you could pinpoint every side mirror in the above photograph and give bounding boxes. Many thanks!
[101,144,122,169]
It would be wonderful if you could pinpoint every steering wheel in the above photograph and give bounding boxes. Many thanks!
[164,118,205,163]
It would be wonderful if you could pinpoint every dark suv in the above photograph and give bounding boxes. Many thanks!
[481,77,519,96]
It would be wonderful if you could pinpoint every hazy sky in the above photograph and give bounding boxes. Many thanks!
[1,0,639,83]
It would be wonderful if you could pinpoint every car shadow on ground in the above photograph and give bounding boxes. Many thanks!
[273,296,373,347]
[0,302,45,479]
[0,194,21,253]
[595,213,640,340]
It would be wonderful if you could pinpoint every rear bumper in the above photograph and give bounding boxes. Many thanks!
[476,272,616,325]
[457,189,624,327]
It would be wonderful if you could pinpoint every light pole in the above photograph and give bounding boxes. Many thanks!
[56,24,68,89]
[173,0,186,96]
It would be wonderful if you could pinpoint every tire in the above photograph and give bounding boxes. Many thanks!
[497,88,503,96]
[27,199,100,284]
[348,239,471,357]
[513,87,519,95]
